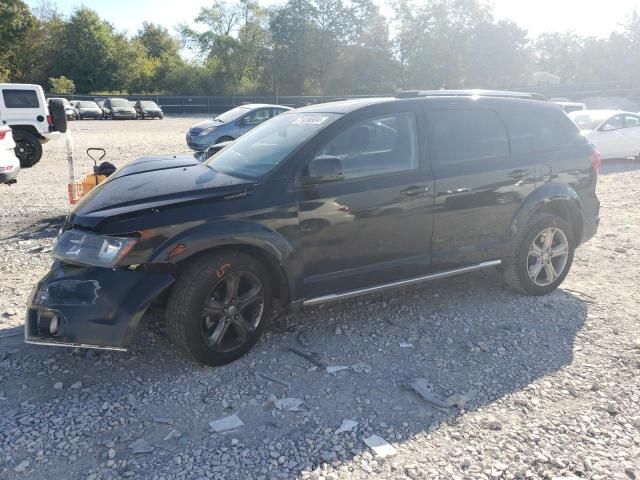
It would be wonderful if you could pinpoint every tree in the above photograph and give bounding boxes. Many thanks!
[49,75,75,94]
[0,0,34,81]
[136,22,180,59]
[180,0,270,94]
[54,8,120,92]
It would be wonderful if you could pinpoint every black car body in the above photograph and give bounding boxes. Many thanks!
[134,100,164,119]
[103,98,137,120]
[75,100,104,119]
[26,91,600,365]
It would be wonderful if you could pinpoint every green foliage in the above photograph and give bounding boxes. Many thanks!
[49,75,75,94]
[2,1,640,95]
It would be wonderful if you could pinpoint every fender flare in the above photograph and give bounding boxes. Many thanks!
[509,183,584,249]
[149,220,297,300]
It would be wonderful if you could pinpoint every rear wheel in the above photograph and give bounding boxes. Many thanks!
[502,213,575,295]
[166,251,272,366]
[13,130,43,167]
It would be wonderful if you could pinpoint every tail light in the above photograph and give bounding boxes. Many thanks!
[0,127,10,140]
[591,150,602,175]
[47,114,53,125]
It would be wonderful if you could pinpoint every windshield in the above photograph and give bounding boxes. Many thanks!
[78,101,98,108]
[140,101,158,108]
[213,106,250,123]
[569,111,609,130]
[110,99,130,107]
[205,112,340,179]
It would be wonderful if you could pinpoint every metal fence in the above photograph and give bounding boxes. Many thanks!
[49,81,640,115]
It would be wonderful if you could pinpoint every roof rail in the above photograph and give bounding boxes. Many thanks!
[395,89,547,101]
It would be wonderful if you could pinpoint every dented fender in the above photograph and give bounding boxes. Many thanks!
[25,261,174,349]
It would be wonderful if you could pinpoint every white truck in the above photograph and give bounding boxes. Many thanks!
[0,83,67,167]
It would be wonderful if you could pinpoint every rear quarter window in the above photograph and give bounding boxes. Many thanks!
[501,105,582,155]
[2,89,39,108]
[430,109,509,165]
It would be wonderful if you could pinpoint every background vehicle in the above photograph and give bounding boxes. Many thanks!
[103,98,137,120]
[49,97,77,120]
[569,109,640,160]
[551,99,586,113]
[186,103,292,150]
[95,99,109,118]
[134,100,164,119]
[0,126,20,184]
[70,100,80,119]
[0,83,66,167]
[75,101,104,119]
[26,91,600,367]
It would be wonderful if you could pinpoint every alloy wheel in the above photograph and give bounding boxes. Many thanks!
[14,139,35,163]
[527,227,569,286]
[200,271,265,353]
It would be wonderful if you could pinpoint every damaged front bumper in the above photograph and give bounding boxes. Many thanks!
[25,261,174,350]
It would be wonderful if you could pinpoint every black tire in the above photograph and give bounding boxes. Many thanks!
[166,251,272,366]
[502,213,575,296]
[13,130,43,167]
[48,99,67,133]
[216,136,234,144]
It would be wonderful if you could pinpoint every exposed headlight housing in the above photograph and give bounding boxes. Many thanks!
[198,126,217,136]
[53,230,138,268]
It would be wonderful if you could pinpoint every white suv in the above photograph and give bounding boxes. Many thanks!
[0,84,66,167]
[0,126,20,184]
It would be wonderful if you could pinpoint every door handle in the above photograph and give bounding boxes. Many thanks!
[401,185,429,197]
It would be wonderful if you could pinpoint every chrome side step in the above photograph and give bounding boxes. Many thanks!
[25,339,127,352]
[302,260,501,307]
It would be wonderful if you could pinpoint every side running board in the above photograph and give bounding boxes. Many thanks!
[302,260,501,307]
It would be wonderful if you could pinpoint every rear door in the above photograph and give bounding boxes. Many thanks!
[620,114,640,156]
[425,100,539,268]
[595,114,632,158]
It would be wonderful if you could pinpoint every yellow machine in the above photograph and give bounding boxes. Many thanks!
[68,147,114,205]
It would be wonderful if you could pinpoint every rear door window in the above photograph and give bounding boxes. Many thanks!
[2,89,39,108]
[624,114,640,128]
[430,109,509,164]
[501,106,580,155]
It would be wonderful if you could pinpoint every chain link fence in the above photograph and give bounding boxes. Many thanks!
[48,81,640,115]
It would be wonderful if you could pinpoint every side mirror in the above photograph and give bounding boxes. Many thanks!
[600,124,616,132]
[302,155,344,185]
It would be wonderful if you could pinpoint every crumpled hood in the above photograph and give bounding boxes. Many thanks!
[189,119,220,134]
[68,154,253,229]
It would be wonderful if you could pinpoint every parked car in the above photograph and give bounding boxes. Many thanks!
[49,97,77,121]
[95,99,109,118]
[103,98,137,120]
[134,100,164,119]
[552,101,586,113]
[569,109,640,160]
[26,91,600,366]
[75,100,104,119]
[0,126,20,184]
[186,103,292,150]
[0,83,66,167]
[70,100,80,119]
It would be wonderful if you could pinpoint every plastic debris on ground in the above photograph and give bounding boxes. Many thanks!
[363,434,397,458]
[335,419,358,434]
[209,414,244,432]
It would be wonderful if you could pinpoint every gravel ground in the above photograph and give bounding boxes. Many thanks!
[1,117,639,480]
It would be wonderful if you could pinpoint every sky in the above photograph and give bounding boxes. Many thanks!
[25,0,639,39]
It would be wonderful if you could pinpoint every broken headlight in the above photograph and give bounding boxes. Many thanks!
[53,230,138,268]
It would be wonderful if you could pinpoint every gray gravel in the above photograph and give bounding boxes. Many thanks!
[1,117,639,480]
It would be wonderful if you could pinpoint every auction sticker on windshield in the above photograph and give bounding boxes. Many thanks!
[292,115,330,125]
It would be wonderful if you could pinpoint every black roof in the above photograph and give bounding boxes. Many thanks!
[292,90,546,114]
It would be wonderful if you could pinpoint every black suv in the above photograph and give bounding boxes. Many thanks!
[25,91,600,366]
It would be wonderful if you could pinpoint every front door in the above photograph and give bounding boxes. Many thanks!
[297,105,434,298]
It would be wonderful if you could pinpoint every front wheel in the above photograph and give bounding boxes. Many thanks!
[13,131,43,167]
[166,251,272,366]
[502,213,575,295]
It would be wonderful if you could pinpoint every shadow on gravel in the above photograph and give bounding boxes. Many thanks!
[0,214,65,243]
[1,269,588,478]
[600,157,640,175]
